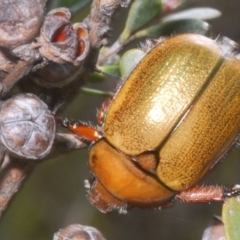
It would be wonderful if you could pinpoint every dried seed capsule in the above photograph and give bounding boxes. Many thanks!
[53,224,106,240]
[0,48,16,81]
[0,0,46,48]
[39,8,89,64]
[32,8,90,88]
[0,94,55,159]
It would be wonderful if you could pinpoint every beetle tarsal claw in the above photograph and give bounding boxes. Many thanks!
[224,185,240,198]
[62,118,72,127]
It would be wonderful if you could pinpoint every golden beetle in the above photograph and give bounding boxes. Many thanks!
[64,34,240,213]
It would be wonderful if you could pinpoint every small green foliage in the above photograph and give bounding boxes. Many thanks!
[223,195,240,240]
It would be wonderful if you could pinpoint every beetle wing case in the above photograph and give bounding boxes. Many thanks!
[157,56,240,191]
[104,34,224,156]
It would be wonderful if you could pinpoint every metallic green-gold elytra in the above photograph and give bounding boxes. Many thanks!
[104,34,223,156]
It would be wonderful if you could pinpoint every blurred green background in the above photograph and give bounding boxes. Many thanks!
[1,0,240,239]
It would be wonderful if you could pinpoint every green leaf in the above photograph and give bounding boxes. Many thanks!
[89,65,120,83]
[81,87,113,97]
[47,0,91,12]
[135,19,210,39]
[162,7,221,22]
[222,194,240,240]
[119,49,144,77]
[99,65,120,77]
[119,0,161,43]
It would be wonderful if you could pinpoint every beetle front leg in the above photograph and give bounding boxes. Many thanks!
[61,118,103,142]
[97,96,113,124]
[55,132,87,149]
[176,185,240,203]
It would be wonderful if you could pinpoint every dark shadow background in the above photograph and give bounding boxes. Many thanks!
[1,0,240,239]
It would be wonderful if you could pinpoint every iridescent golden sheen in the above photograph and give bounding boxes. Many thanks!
[157,56,240,191]
[104,34,223,155]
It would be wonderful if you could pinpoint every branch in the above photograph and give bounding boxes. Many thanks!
[0,0,132,219]
[0,156,37,218]
[54,0,132,105]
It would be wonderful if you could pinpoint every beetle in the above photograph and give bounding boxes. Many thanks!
[63,33,240,213]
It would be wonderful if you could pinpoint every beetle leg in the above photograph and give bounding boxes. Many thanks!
[85,174,129,214]
[176,185,240,203]
[223,185,240,198]
[97,96,113,124]
[55,132,87,149]
[61,118,103,142]
[176,186,225,203]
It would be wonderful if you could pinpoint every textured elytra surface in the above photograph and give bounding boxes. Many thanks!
[0,94,55,159]
[104,34,223,156]
[157,56,240,191]
[103,34,240,194]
